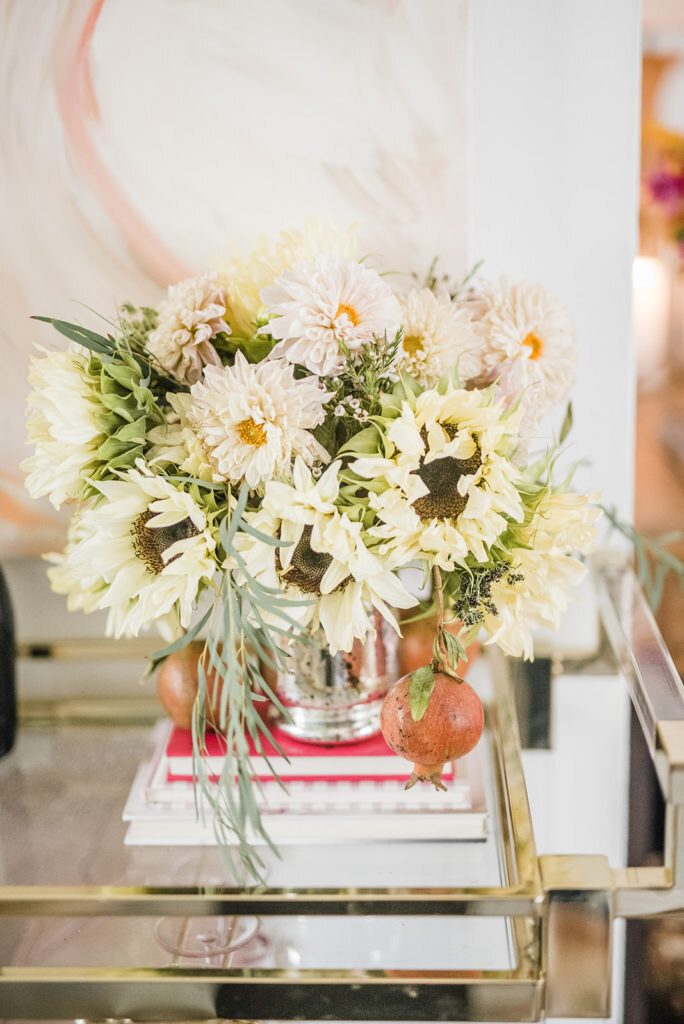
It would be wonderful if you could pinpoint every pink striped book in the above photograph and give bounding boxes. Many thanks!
[165,725,455,783]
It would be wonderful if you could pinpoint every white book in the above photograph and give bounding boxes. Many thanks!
[124,812,488,846]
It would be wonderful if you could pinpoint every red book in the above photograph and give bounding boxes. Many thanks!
[165,725,455,783]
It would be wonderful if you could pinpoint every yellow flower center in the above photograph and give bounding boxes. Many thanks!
[402,334,424,358]
[522,331,544,360]
[236,417,268,447]
[334,303,360,327]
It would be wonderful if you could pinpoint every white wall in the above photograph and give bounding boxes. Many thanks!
[470,0,641,520]
[470,5,642,1022]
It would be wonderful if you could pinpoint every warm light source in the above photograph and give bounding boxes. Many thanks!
[632,255,670,388]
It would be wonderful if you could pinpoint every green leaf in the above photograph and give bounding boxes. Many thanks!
[150,605,212,662]
[103,361,139,389]
[409,664,435,722]
[338,424,382,457]
[32,317,115,357]
[559,401,573,444]
[239,334,277,363]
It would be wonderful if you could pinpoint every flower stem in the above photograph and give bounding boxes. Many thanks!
[433,565,456,676]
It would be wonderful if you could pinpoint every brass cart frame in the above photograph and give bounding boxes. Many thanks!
[0,564,682,1022]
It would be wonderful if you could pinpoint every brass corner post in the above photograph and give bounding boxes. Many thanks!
[540,855,613,1020]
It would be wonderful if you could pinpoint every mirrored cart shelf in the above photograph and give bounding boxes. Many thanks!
[0,564,682,1022]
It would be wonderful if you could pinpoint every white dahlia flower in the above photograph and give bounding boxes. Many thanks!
[351,388,525,569]
[46,465,217,640]
[220,217,359,337]
[231,459,417,654]
[147,272,230,385]
[481,490,601,659]
[465,278,577,429]
[260,255,401,376]
[396,289,483,387]
[187,352,329,488]
[23,346,102,509]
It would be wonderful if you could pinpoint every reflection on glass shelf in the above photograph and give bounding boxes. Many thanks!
[7,914,515,972]
[0,662,504,891]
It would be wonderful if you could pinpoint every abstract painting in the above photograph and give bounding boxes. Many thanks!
[0,0,468,554]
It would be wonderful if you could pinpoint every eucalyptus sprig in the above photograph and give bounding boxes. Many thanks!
[152,484,314,883]
[602,504,684,612]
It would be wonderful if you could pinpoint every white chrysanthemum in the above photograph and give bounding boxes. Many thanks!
[22,346,102,509]
[146,392,221,482]
[187,352,329,488]
[231,459,417,654]
[46,465,217,640]
[219,217,359,337]
[480,490,601,659]
[396,289,483,386]
[466,278,577,428]
[147,272,230,385]
[260,255,402,376]
[352,388,525,569]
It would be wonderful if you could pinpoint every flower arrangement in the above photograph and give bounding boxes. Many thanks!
[24,218,600,877]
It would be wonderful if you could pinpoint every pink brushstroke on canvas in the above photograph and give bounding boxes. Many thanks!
[51,0,189,286]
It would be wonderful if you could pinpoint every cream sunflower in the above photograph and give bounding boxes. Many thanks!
[46,465,217,640]
[23,346,102,509]
[259,255,401,376]
[147,272,230,385]
[220,217,359,337]
[146,392,221,483]
[396,289,483,387]
[231,459,417,654]
[351,387,525,569]
[187,352,329,488]
[465,278,577,428]
[479,491,601,659]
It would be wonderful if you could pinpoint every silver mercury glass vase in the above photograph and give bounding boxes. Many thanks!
[274,609,400,744]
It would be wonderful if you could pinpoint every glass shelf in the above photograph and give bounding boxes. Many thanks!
[1,565,682,1022]
[0,650,543,1022]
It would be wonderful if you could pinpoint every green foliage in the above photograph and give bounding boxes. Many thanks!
[214,317,278,365]
[414,257,483,301]
[117,303,159,352]
[432,629,467,670]
[559,401,573,444]
[409,664,435,722]
[443,562,522,629]
[152,484,314,883]
[32,314,183,394]
[88,350,164,485]
[32,314,182,492]
[602,505,684,612]
[316,329,404,455]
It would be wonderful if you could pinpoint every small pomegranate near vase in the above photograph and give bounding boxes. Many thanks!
[380,668,484,790]
[382,572,484,791]
[155,641,224,730]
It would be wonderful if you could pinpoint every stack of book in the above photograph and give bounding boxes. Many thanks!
[123,720,488,845]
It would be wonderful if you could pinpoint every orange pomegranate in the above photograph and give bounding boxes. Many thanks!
[380,669,484,791]
[156,641,224,730]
